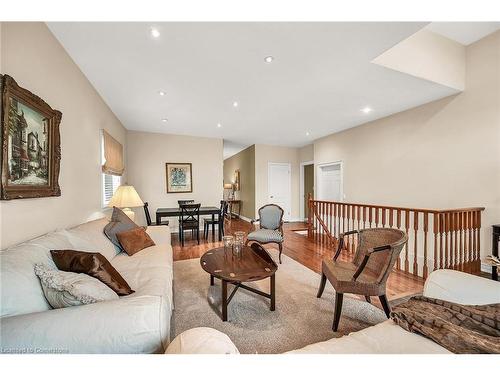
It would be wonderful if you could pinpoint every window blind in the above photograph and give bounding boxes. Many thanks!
[101,130,124,176]
[103,174,121,206]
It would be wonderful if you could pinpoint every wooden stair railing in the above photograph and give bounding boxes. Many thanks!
[307,195,484,279]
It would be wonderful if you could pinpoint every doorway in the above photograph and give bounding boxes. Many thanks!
[299,161,314,221]
[268,162,291,221]
[317,162,343,202]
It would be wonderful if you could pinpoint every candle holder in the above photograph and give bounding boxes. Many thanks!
[222,235,234,256]
[233,231,245,257]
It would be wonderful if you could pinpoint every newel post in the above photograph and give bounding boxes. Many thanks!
[307,193,313,238]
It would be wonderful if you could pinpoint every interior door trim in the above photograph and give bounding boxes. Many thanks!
[267,162,292,221]
[316,160,343,202]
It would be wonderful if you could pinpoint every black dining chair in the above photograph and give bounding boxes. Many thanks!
[179,203,201,246]
[144,202,169,226]
[203,200,228,241]
[178,199,194,206]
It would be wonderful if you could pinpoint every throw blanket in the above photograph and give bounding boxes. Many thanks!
[390,296,500,354]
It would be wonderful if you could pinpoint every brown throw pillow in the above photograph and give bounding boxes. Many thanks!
[103,207,139,251]
[116,227,156,256]
[50,250,134,296]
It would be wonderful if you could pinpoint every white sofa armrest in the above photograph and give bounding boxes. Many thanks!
[0,295,165,354]
[423,269,500,305]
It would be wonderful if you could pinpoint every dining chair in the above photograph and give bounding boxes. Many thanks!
[178,203,201,246]
[178,199,194,206]
[203,200,228,241]
[317,228,407,331]
[245,204,284,263]
[144,202,169,226]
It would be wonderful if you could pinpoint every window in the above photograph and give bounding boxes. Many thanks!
[102,173,121,207]
[100,130,123,207]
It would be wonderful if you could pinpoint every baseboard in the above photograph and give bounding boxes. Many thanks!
[237,216,305,223]
[287,217,307,223]
[481,262,492,274]
[238,215,253,223]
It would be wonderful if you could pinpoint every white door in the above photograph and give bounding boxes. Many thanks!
[317,163,342,201]
[268,163,291,221]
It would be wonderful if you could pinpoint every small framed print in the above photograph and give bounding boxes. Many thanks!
[166,162,192,193]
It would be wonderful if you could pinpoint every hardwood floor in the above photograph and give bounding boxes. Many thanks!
[172,218,424,304]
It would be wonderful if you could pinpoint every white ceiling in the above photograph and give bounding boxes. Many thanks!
[223,140,250,160]
[48,22,462,153]
[426,22,500,45]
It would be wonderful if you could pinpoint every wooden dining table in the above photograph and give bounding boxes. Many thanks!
[156,206,222,241]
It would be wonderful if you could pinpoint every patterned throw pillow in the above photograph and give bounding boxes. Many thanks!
[34,264,119,309]
[103,207,139,250]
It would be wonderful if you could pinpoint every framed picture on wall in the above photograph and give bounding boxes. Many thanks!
[0,74,62,200]
[166,162,192,193]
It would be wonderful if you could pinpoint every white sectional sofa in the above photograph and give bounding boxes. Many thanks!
[0,218,173,354]
[168,270,500,354]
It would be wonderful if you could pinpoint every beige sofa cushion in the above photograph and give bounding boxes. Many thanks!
[66,218,120,261]
[0,230,75,318]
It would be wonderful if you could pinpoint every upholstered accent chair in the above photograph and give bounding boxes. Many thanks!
[246,204,284,263]
[317,228,407,331]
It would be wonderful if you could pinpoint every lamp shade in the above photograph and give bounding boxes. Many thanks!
[108,185,144,208]
[223,183,233,189]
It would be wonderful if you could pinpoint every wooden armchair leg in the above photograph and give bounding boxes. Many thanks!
[317,273,327,298]
[278,243,283,264]
[379,294,391,318]
[332,292,344,332]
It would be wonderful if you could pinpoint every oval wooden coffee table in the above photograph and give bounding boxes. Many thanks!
[200,243,278,321]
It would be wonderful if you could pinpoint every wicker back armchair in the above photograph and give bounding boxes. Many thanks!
[317,228,407,331]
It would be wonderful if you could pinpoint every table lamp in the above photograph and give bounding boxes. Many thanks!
[108,185,144,222]
[224,183,234,200]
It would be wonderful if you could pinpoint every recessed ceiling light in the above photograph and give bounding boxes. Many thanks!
[150,27,160,39]
[158,90,166,96]
[264,56,274,63]
[361,107,372,114]
[161,118,168,123]
[217,123,222,128]
[233,101,239,108]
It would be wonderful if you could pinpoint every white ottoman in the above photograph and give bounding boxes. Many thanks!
[165,327,239,354]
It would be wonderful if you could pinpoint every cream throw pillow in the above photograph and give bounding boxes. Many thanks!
[34,264,119,309]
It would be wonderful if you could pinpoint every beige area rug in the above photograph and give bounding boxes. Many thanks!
[171,249,386,354]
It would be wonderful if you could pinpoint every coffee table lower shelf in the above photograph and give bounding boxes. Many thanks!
[210,275,276,321]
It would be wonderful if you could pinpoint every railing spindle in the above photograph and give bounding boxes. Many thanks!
[413,211,419,276]
[423,212,429,278]
[404,210,410,273]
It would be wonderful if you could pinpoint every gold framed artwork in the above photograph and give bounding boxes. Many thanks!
[166,162,193,193]
[1,74,62,200]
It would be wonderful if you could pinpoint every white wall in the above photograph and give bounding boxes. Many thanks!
[373,29,466,91]
[0,22,127,249]
[314,31,500,262]
[254,144,301,221]
[298,144,314,163]
[126,131,223,229]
